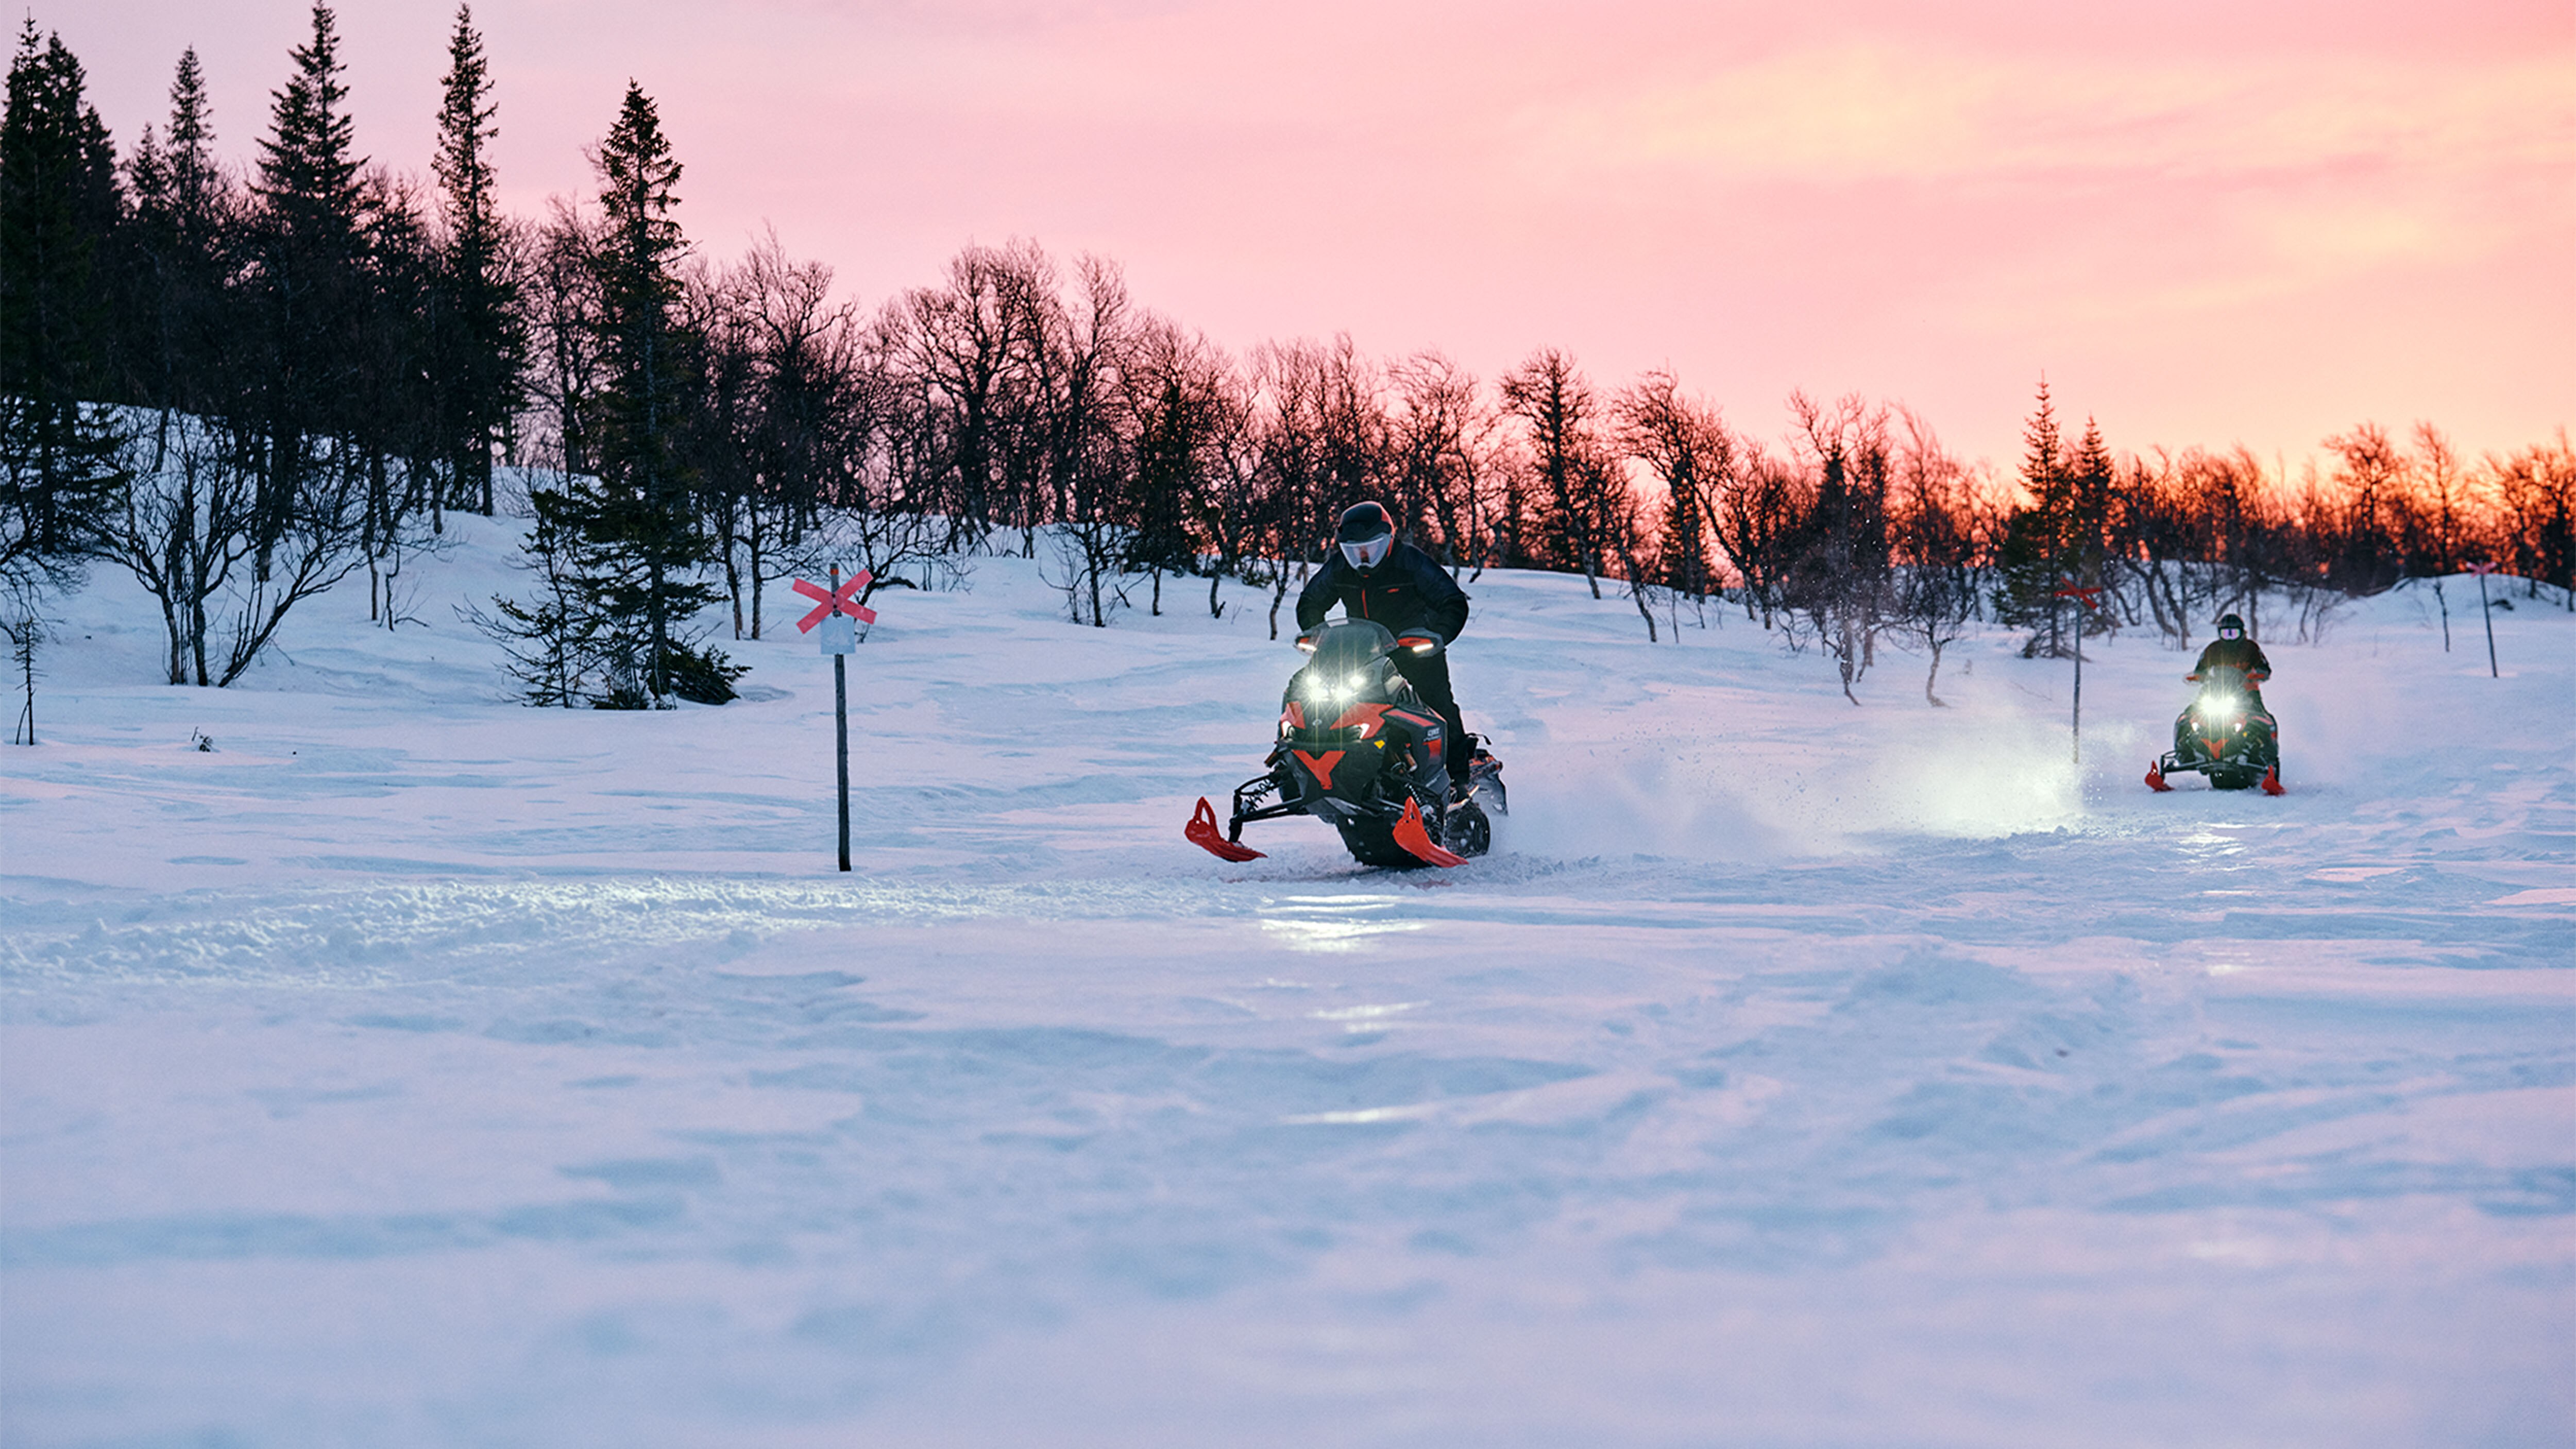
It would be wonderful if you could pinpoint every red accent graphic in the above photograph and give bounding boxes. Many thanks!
[1293,749,1346,790]
[1284,701,1306,728]
[1330,702,1392,738]
[793,571,877,632]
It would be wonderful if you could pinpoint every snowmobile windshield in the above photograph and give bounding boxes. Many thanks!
[1295,621,1397,706]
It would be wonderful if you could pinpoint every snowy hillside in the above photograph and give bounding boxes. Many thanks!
[4,519,2571,1447]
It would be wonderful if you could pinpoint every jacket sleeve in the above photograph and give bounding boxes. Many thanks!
[2248,641,2273,678]
[1295,560,1341,632]
[1412,551,1470,640]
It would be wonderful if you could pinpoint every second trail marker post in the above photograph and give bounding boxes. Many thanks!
[2469,560,2500,679]
[2055,582,2104,765]
[793,567,877,871]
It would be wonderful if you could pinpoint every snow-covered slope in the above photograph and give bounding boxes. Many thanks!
[4,523,2571,1447]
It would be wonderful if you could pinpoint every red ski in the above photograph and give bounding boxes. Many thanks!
[1185,797,1265,862]
[1391,797,1466,867]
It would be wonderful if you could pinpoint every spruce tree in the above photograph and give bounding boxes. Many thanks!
[258,6,363,261]
[433,3,520,516]
[556,82,733,705]
[252,3,370,472]
[0,22,130,588]
[1992,380,2075,654]
[2064,416,2115,610]
[124,47,239,414]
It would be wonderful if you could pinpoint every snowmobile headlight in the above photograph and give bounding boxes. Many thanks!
[1344,673,1368,694]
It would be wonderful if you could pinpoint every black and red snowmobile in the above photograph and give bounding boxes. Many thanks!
[1185,619,1504,868]
[2146,662,2285,795]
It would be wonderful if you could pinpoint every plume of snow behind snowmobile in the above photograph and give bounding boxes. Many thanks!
[1186,619,1503,868]
[2146,662,2284,794]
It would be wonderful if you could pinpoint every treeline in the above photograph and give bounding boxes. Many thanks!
[4,8,2570,712]
[2,7,517,689]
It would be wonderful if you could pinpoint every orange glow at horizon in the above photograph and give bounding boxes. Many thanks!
[47,0,2576,473]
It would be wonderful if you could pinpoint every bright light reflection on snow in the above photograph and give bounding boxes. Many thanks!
[1258,917,1427,952]
[1307,1001,1428,1021]
[1278,1103,1442,1126]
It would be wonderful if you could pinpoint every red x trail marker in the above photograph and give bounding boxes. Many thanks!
[794,567,883,874]
[793,571,877,632]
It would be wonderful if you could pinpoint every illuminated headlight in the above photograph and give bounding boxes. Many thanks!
[2199,695,2243,724]
[1344,673,1368,694]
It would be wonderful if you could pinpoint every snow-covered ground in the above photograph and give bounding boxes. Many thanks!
[4,520,2571,1448]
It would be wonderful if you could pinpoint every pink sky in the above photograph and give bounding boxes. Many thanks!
[56,0,2576,472]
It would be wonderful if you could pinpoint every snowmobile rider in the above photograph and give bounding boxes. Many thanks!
[1297,501,1476,798]
[2191,613,2273,696]
[2188,612,2277,759]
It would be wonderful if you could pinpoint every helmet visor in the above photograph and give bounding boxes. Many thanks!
[1340,534,1393,570]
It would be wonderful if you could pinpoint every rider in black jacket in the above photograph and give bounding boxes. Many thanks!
[1297,502,1476,795]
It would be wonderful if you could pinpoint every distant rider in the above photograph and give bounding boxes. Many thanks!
[1297,502,1476,799]
[2188,612,2277,763]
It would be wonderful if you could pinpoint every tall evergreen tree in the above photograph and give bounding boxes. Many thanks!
[258,6,363,260]
[433,3,520,516]
[251,2,371,486]
[2064,415,2115,598]
[552,81,733,705]
[124,47,240,414]
[0,22,130,587]
[1992,379,2080,654]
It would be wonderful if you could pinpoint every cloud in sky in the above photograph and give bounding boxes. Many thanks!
[51,0,2576,467]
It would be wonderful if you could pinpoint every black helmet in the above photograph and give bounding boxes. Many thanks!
[2217,613,2246,639]
[1336,501,1394,570]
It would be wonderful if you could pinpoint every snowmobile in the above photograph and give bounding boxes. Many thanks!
[2146,662,2284,795]
[1185,619,1504,868]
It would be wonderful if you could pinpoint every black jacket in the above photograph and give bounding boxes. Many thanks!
[1296,540,1470,641]
[2192,637,2273,680]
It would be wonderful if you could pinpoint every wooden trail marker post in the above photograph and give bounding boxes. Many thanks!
[2469,561,2500,678]
[793,567,877,871]
[2055,583,2105,765]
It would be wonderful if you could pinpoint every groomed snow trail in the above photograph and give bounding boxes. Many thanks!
[5,523,2571,1447]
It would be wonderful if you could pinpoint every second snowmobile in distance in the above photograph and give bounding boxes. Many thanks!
[2146,662,2284,794]
[1186,620,1504,868]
